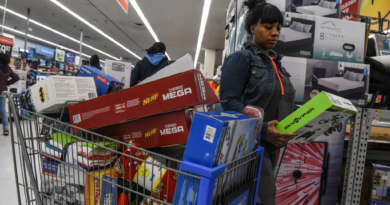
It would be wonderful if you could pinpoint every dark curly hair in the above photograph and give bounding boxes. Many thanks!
[244,0,283,35]
[0,53,10,65]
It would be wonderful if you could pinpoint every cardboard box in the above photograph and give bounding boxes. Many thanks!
[13,69,27,81]
[69,69,219,130]
[85,168,115,205]
[104,59,132,88]
[77,65,124,97]
[371,164,390,205]
[276,91,357,143]
[100,174,118,205]
[93,109,194,149]
[281,56,370,106]
[18,76,97,114]
[272,12,366,63]
[268,0,340,19]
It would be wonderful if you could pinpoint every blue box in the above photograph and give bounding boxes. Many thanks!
[100,174,118,205]
[77,65,124,97]
[182,111,262,168]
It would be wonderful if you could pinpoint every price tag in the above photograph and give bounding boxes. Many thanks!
[374,117,380,121]
[376,110,382,114]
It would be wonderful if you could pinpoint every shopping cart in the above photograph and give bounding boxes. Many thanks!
[4,91,264,205]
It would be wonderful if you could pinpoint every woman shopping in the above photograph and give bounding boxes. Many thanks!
[219,0,296,204]
[0,53,20,136]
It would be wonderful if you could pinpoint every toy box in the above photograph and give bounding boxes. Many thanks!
[85,167,115,205]
[100,174,118,205]
[371,164,390,205]
[104,59,132,88]
[275,91,357,143]
[77,65,124,97]
[18,76,97,114]
[182,111,262,168]
[272,12,367,63]
[281,56,370,106]
[69,70,219,130]
[93,109,195,149]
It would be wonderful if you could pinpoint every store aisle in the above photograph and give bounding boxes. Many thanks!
[0,124,19,204]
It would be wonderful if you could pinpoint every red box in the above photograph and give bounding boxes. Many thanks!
[93,109,194,149]
[69,70,219,130]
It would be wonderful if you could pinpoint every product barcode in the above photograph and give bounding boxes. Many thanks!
[88,93,96,99]
[358,99,365,105]
[356,56,363,61]
[73,114,81,123]
[203,125,216,143]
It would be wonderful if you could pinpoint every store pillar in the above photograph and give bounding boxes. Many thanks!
[204,49,216,79]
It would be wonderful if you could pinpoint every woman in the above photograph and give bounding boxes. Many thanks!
[0,53,20,135]
[219,0,296,204]
[130,42,168,87]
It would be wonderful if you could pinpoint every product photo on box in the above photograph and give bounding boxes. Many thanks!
[104,59,132,88]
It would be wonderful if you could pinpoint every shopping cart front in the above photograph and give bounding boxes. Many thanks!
[4,91,264,205]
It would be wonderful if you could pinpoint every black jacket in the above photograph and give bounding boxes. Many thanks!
[130,56,168,87]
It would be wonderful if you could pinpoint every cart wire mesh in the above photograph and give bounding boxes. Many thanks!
[5,92,263,205]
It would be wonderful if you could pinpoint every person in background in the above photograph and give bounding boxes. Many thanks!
[130,42,168,87]
[89,54,102,70]
[0,53,20,136]
[219,0,296,204]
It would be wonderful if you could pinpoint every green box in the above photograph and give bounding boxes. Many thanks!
[276,91,357,143]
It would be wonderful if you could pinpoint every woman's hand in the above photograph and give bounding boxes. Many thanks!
[265,120,297,147]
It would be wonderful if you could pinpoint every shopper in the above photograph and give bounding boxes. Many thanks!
[89,54,102,70]
[0,53,20,136]
[219,0,296,204]
[130,42,168,87]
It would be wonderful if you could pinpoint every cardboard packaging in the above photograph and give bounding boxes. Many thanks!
[182,111,262,168]
[93,109,195,149]
[276,91,357,143]
[77,65,124,97]
[281,56,370,106]
[69,69,219,130]
[371,164,390,205]
[18,76,97,114]
[100,174,118,205]
[85,168,115,205]
[104,59,132,88]
[14,69,27,81]
[272,12,366,63]
[268,0,340,18]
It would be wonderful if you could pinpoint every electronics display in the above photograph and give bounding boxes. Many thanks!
[46,61,52,67]
[59,63,64,70]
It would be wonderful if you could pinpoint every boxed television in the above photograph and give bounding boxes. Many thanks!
[272,12,366,63]
[69,69,219,130]
[93,109,195,149]
[18,76,97,114]
[281,56,370,106]
[77,65,124,97]
[275,91,357,143]
[104,59,132,88]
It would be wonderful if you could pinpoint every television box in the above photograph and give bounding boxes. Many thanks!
[371,164,390,205]
[182,111,262,168]
[275,91,357,143]
[18,76,97,114]
[77,65,124,97]
[281,56,370,106]
[104,59,132,88]
[69,69,219,130]
[272,12,366,63]
[268,0,340,19]
[93,109,195,149]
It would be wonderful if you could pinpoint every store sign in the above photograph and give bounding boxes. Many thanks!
[55,48,65,62]
[36,45,54,58]
[116,0,128,13]
[341,0,358,21]
[65,52,75,63]
[0,35,13,56]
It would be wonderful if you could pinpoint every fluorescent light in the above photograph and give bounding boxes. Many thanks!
[0,25,103,62]
[369,34,374,38]
[193,0,212,68]
[129,0,170,60]
[51,0,142,60]
[0,6,119,61]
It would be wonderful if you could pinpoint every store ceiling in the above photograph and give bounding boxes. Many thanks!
[0,0,228,67]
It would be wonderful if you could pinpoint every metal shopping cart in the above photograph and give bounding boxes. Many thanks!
[4,92,264,205]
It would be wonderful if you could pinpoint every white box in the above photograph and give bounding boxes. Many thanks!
[13,69,27,81]
[20,76,97,114]
[104,59,132,88]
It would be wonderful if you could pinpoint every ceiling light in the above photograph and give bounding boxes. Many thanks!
[0,6,119,61]
[193,0,212,68]
[129,0,171,60]
[0,25,104,63]
[51,0,142,60]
